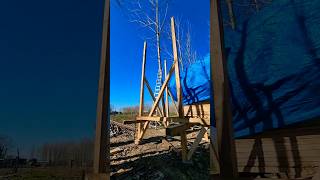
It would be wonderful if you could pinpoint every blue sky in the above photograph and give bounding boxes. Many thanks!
[111,0,210,110]
[0,0,209,156]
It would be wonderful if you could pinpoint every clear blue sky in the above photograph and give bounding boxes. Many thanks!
[0,0,209,156]
[111,0,210,110]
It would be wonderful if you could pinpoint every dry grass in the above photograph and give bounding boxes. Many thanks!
[0,167,85,180]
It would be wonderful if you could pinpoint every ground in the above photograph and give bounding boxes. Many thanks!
[0,167,84,180]
[110,126,211,180]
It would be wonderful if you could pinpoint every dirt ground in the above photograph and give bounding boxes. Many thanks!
[110,127,211,180]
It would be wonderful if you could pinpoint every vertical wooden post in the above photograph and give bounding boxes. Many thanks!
[180,130,188,162]
[92,0,110,179]
[135,41,147,145]
[170,17,184,118]
[164,60,169,126]
[210,0,238,178]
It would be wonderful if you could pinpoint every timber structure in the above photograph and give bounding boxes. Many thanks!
[128,17,210,162]
[91,0,320,179]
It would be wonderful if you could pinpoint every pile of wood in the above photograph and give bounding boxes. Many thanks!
[110,121,134,137]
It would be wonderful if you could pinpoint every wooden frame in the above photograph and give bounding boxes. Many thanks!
[131,17,211,163]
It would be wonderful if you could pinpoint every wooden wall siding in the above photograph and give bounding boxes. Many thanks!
[236,135,320,178]
[184,102,320,177]
[184,102,210,118]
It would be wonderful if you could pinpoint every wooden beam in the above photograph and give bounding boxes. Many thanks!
[168,117,210,126]
[139,121,150,141]
[210,0,238,178]
[138,41,147,117]
[170,17,184,118]
[136,116,163,121]
[168,88,179,115]
[124,120,149,124]
[93,0,110,178]
[187,127,207,160]
[181,131,188,162]
[135,41,147,145]
[164,60,169,117]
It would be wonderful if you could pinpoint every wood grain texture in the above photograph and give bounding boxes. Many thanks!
[93,0,110,175]
[210,0,238,177]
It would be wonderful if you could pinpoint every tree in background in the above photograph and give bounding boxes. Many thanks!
[0,135,12,159]
[39,138,94,167]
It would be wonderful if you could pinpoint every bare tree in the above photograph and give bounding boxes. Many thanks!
[0,135,12,159]
[165,18,198,70]
[122,0,170,76]
[40,139,94,167]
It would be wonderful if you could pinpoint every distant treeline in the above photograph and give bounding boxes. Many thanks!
[119,104,177,115]
[39,138,93,167]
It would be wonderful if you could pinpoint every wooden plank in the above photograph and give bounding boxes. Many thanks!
[210,140,220,175]
[233,134,320,179]
[210,0,238,178]
[139,121,150,141]
[181,131,188,162]
[167,116,210,126]
[135,41,147,144]
[170,17,184,118]
[124,120,149,124]
[164,60,169,118]
[187,127,207,160]
[168,88,179,115]
[136,116,163,121]
[93,0,110,176]
[139,41,147,116]
[183,102,210,117]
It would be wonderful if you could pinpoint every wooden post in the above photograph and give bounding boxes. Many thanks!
[135,41,147,145]
[180,130,188,162]
[170,17,184,118]
[164,60,169,127]
[164,60,169,117]
[92,0,110,179]
[210,0,238,178]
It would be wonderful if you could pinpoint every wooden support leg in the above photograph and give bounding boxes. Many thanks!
[135,121,150,144]
[210,140,220,175]
[135,41,147,145]
[187,127,207,160]
[134,123,143,145]
[180,131,188,162]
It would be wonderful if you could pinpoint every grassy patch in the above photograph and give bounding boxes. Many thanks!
[111,113,136,123]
